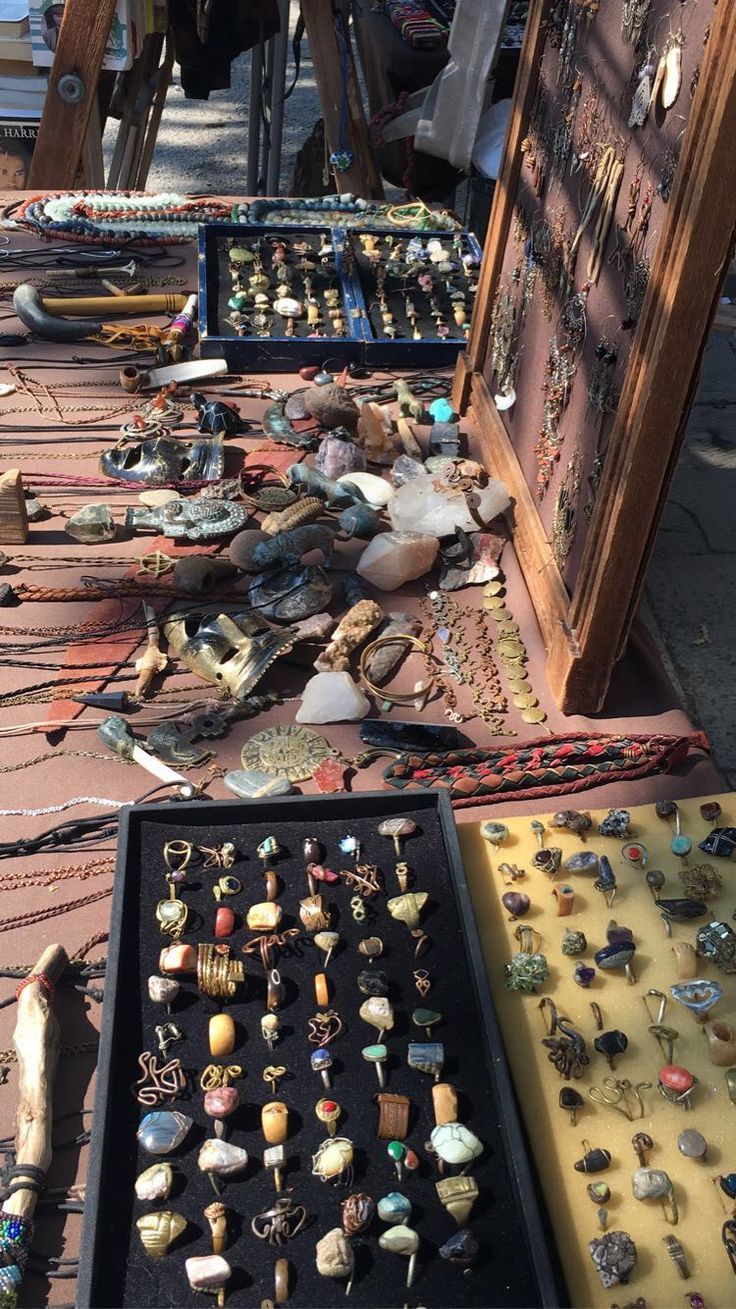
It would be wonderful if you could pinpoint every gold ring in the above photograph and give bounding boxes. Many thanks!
[163,840,192,872]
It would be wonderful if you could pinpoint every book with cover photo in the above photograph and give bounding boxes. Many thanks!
[0,112,38,188]
[29,0,132,71]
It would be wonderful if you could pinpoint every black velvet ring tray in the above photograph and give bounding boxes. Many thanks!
[77,791,563,1308]
[198,224,481,371]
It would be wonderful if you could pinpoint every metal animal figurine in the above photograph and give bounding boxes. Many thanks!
[250,524,336,571]
[287,462,366,507]
[263,402,317,450]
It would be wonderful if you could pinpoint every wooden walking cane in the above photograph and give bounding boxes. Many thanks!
[0,945,69,1306]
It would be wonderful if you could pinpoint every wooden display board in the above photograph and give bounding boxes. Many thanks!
[454,0,736,713]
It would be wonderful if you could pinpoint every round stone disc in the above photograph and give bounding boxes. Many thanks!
[521,707,547,724]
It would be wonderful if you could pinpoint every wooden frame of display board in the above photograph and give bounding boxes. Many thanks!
[453,0,736,714]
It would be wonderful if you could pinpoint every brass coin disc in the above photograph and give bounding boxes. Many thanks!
[507,681,532,695]
[497,639,525,658]
[496,621,520,635]
[513,693,539,709]
[483,595,507,610]
[521,707,547,724]
[483,580,505,597]
[488,607,512,622]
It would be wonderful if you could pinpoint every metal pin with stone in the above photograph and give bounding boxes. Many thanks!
[362,1043,387,1087]
[264,1144,286,1192]
[379,1224,419,1287]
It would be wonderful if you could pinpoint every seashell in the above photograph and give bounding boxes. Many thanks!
[134,1163,174,1202]
[135,1210,187,1257]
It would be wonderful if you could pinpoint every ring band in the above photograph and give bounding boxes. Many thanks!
[163,839,192,872]
[663,1234,690,1279]
[274,1256,290,1303]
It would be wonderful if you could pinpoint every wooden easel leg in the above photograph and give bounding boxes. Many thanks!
[300,0,384,200]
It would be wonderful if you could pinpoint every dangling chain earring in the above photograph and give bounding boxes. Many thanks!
[535,284,590,499]
[551,71,583,183]
[629,49,656,129]
[552,448,582,570]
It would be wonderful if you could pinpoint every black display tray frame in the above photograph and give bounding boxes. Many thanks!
[198,224,481,370]
[76,791,564,1309]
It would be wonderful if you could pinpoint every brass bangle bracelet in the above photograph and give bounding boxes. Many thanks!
[358,634,435,704]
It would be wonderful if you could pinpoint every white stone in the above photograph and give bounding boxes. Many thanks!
[139,488,181,506]
[388,471,510,536]
[357,531,438,591]
[290,612,336,641]
[134,1163,173,1202]
[197,1139,248,1177]
[337,471,393,508]
[223,770,293,799]
[296,671,370,723]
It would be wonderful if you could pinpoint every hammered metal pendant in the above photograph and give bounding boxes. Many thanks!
[240,725,338,782]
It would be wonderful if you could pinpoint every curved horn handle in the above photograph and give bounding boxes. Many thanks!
[12,283,101,342]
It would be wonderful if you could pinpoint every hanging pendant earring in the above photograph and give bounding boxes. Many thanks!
[660,34,683,110]
[629,55,655,129]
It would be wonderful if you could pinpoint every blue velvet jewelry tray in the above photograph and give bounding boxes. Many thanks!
[198,223,482,371]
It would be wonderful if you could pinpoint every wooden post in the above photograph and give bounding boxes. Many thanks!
[0,469,29,544]
[28,0,118,188]
[4,946,69,1230]
[300,0,385,201]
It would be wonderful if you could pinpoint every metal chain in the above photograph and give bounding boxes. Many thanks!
[0,886,113,935]
[0,750,126,773]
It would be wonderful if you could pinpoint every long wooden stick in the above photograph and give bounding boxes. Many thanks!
[5,945,69,1223]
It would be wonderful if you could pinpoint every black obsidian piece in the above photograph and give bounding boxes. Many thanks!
[359,719,463,752]
[439,1228,480,1268]
[655,898,708,921]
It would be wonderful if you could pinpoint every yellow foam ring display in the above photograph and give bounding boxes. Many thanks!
[459,793,736,1308]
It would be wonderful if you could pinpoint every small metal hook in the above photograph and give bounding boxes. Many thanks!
[643,989,668,1025]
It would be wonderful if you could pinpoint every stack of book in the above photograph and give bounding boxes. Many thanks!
[0,3,42,187]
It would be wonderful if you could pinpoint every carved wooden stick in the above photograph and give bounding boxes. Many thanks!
[6,945,69,1222]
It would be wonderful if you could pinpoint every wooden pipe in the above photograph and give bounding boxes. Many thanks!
[12,283,186,342]
[41,293,186,316]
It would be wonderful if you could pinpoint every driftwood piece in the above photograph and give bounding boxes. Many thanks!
[0,470,29,546]
[5,944,69,1221]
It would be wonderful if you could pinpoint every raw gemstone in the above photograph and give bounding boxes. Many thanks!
[564,851,599,874]
[315,432,366,479]
[359,996,394,1032]
[391,455,426,486]
[656,898,707,921]
[147,976,179,1007]
[296,671,370,723]
[337,471,394,507]
[575,1147,612,1173]
[285,391,310,420]
[594,942,636,971]
[357,530,438,590]
[314,599,383,673]
[357,401,397,465]
[362,613,423,683]
[134,1163,174,1202]
[136,1211,187,1257]
[315,1228,354,1279]
[598,808,631,838]
[358,937,383,958]
[428,398,458,423]
[379,1224,419,1255]
[377,1192,412,1223]
[310,864,340,884]
[362,1043,387,1064]
[700,802,721,824]
[671,835,693,857]
[430,1122,482,1166]
[588,1231,637,1289]
[719,1173,736,1199]
[378,817,417,841]
[137,1111,193,1155]
[357,969,389,997]
[198,1139,248,1178]
[305,383,360,433]
[587,1182,610,1204]
[699,827,736,857]
[223,769,293,799]
[185,1255,232,1291]
[159,943,196,974]
[574,965,596,988]
[670,978,723,1015]
[594,1030,628,1063]
[65,503,116,543]
[388,472,509,537]
[439,1228,479,1267]
[632,1167,672,1200]
[439,530,505,591]
[432,1082,458,1126]
[290,611,337,642]
[204,1087,239,1120]
[413,1008,441,1030]
[428,422,462,458]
